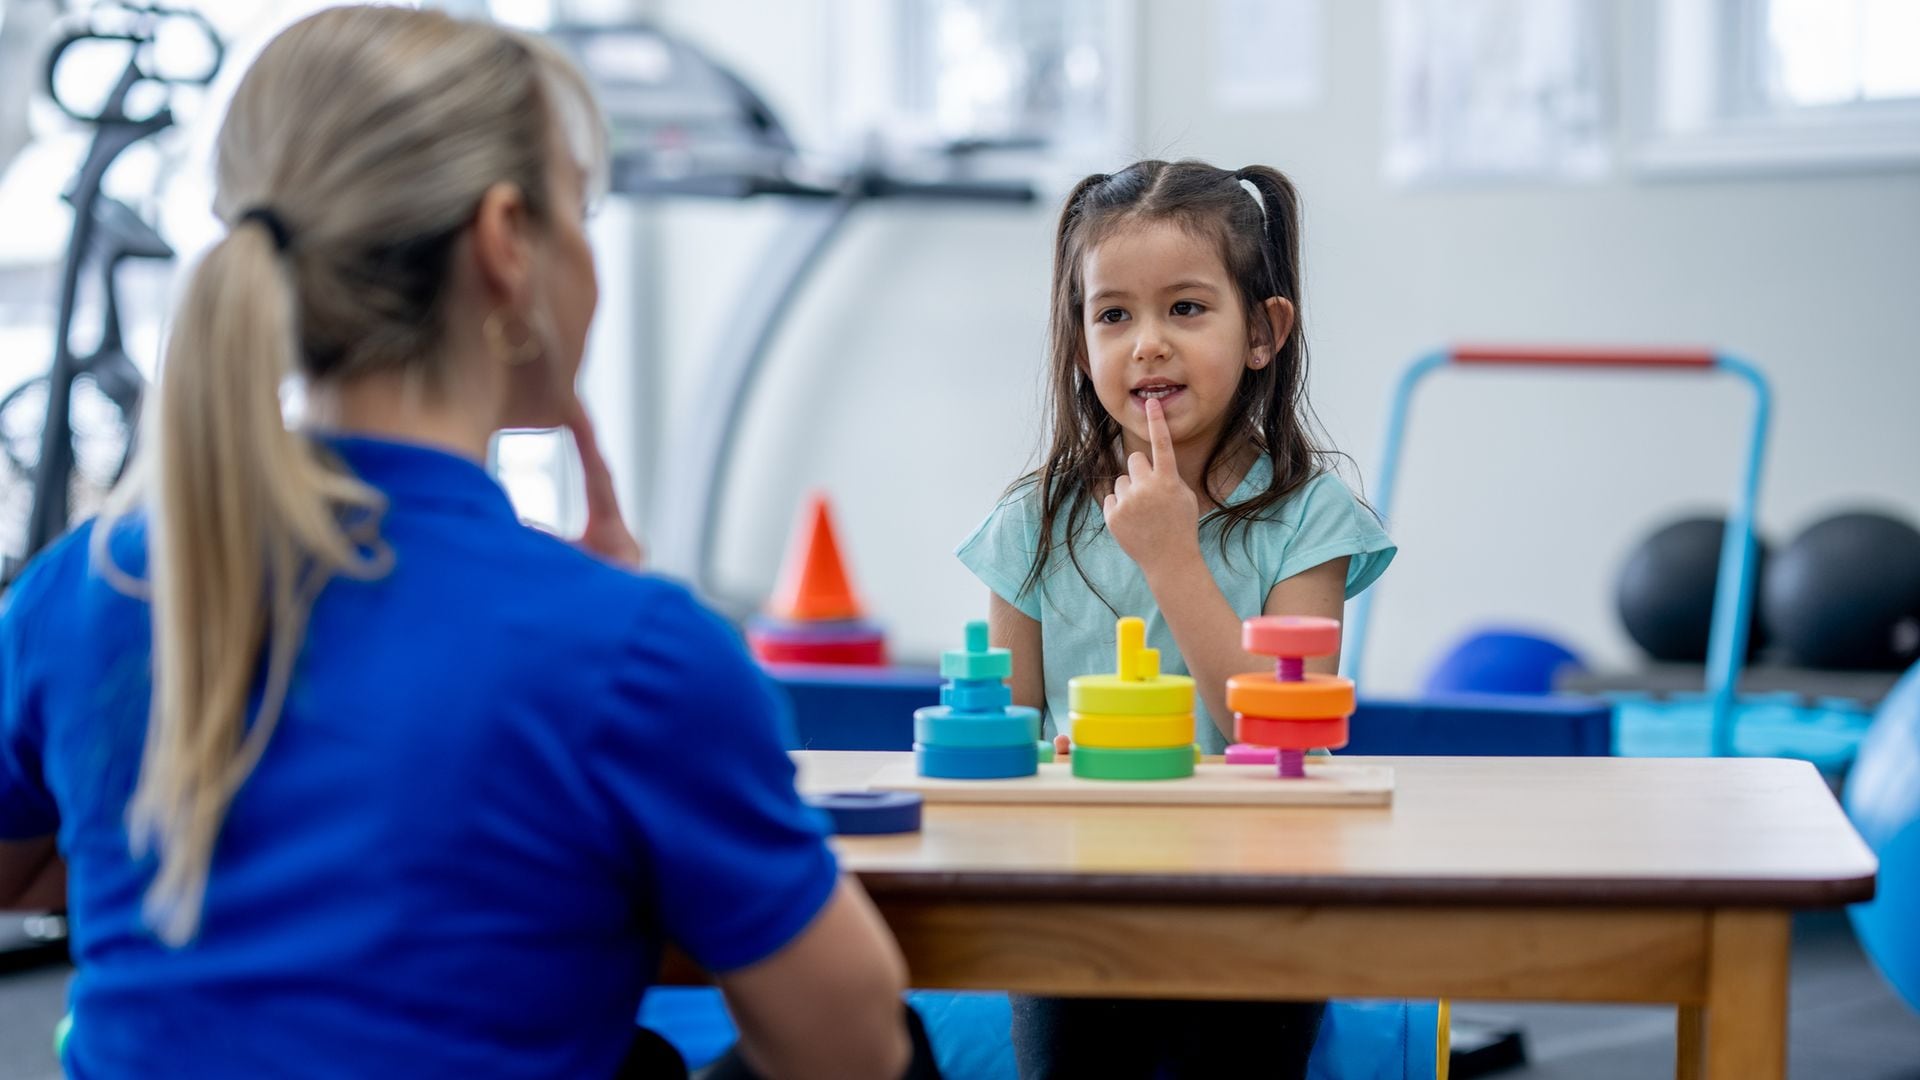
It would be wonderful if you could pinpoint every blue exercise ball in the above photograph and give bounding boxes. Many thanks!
[1424,629,1585,697]
[1846,658,1920,1014]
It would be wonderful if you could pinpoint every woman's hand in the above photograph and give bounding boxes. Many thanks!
[565,403,644,570]
[1102,397,1201,573]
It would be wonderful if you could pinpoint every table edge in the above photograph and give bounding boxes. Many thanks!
[848,869,1878,908]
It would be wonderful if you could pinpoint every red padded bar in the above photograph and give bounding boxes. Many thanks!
[1450,345,1716,369]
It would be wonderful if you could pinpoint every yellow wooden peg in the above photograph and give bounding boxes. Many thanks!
[1116,617,1145,682]
[1068,616,1196,715]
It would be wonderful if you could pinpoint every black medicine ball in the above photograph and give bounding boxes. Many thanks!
[1762,511,1920,671]
[1617,517,1768,664]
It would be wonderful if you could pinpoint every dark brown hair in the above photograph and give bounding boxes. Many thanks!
[1017,159,1343,602]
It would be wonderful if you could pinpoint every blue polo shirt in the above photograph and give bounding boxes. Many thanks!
[0,436,839,1079]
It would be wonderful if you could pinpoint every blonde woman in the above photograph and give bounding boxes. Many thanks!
[0,8,925,1078]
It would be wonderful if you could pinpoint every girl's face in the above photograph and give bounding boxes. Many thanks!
[1080,220,1270,458]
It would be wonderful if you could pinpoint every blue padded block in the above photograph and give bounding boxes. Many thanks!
[766,670,1614,759]
[767,665,939,750]
[1346,694,1613,757]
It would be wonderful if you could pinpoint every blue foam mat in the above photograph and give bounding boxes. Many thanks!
[637,988,1439,1079]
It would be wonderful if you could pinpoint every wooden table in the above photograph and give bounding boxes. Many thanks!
[793,752,1877,1080]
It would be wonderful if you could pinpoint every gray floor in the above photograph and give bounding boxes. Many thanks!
[2,913,1917,1079]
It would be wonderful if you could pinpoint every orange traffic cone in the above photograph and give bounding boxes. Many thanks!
[766,492,866,623]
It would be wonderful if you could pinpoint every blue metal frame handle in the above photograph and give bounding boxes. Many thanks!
[1342,347,1771,757]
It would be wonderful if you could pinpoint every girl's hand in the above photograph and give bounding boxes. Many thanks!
[1101,397,1200,572]
[566,402,645,570]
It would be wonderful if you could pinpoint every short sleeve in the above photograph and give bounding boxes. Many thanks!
[955,483,1045,619]
[1271,473,1398,600]
[0,562,60,839]
[591,585,839,974]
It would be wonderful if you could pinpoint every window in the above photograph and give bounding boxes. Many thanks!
[1757,0,1920,109]
[825,0,1135,179]
[1640,0,1920,174]
[1384,0,1612,186]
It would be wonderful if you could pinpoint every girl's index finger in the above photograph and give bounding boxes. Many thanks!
[1145,396,1176,470]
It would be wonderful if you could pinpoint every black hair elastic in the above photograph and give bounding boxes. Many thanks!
[238,207,293,252]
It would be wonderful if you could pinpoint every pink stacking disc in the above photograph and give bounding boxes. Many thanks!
[1224,743,1279,765]
[1242,616,1341,658]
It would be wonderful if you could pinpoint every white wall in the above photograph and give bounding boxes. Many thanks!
[645,0,1920,691]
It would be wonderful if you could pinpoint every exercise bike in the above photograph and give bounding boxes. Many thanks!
[1,0,220,585]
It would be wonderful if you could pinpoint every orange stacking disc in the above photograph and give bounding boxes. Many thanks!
[766,492,865,622]
[1225,672,1355,719]
[1234,715,1349,750]
[1241,616,1342,658]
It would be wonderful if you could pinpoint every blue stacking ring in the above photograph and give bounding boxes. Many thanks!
[804,791,924,835]
[914,705,1039,747]
[915,741,1039,779]
[941,681,1014,712]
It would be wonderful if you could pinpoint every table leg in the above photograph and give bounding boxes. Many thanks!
[1701,910,1789,1080]
[1676,1005,1703,1080]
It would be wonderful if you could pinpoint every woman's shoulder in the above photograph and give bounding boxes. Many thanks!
[3,517,142,627]
[511,528,717,642]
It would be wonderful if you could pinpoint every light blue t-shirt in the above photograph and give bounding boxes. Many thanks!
[956,460,1396,753]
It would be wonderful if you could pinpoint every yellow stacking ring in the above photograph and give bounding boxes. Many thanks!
[1068,712,1195,749]
[1068,676,1195,716]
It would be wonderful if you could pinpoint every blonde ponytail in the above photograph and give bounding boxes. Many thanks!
[117,220,384,944]
[90,5,606,945]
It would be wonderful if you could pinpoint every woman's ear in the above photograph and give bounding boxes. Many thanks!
[469,181,534,308]
[1251,296,1296,368]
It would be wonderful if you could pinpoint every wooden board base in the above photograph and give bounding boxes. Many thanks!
[869,760,1394,807]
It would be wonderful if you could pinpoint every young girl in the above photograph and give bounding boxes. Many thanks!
[957,160,1396,1077]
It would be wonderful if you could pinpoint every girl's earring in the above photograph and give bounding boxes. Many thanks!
[484,309,542,366]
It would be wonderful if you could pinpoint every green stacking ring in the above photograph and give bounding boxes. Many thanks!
[1071,744,1196,781]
